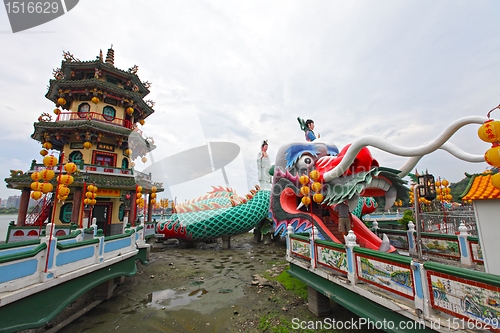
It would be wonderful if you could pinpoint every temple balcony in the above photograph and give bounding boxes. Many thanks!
[55,111,133,130]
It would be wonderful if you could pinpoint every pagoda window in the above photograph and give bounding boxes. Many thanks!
[121,157,129,169]
[69,151,83,164]
[106,76,118,85]
[59,203,73,224]
[103,106,116,122]
[78,103,90,118]
[93,151,116,167]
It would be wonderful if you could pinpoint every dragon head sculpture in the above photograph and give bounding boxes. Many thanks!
[271,140,409,239]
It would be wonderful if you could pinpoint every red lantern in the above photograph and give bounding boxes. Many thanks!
[40,169,55,181]
[43,155,58,168]
[64,162,77,174]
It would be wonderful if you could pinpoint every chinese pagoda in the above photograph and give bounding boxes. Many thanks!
[5,47,162,236]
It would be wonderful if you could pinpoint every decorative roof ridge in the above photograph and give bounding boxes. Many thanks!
[60,60,150,93]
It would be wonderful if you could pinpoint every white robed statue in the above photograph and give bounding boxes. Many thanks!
[257,140,271,190]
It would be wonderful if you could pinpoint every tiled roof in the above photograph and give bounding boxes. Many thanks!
[460,172,500,200]
[45,78,154,118]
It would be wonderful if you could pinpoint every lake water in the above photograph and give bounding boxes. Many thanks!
[0,214,17,243]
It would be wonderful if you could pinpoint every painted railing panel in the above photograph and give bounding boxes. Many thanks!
[290,235,311,260]
[468,237,484,263]
[354,247,415,300]
[377,229,410,250]
[425,262,500,330]
[315,240,348,274]
[0,243,47,292]
[420,233,460,259]
[0,239,41,257]
[144,222,156,238]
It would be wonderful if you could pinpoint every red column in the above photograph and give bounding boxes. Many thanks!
[129,191,136,225]
[17,188,31,226]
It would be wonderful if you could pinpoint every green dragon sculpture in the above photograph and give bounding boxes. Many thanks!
[155,185,270,240]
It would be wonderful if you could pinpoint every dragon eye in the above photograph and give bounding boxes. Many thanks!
[304,157,312,165]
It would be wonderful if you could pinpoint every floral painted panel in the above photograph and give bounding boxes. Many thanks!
[357,256,413,298]
[430,274,500,329]
[291,238,310,259]
[317,246,348,273]
[470,242,483,262]
[421,237,460,258]
[385,233,409,250]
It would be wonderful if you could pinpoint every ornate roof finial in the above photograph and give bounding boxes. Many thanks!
[97,49,103,62]
[105,45,114,66]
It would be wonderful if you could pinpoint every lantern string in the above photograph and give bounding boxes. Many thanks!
[487,104,500,119]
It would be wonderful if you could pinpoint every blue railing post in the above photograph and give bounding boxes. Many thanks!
[458,222,472,266]
[309,227,318,268]
[345,230,358,285]
[410,261,432,317]
[286,224,293,258]
[407,221,417,256]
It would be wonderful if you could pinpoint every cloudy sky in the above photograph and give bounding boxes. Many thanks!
[0,0,499,202]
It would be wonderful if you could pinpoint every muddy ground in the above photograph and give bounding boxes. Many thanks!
[43,233,377,333]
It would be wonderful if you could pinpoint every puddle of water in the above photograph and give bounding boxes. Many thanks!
[145,287,209,310]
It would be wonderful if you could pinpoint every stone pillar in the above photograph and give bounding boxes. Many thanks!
[16,188,31,226]
[129,191,137,226]
[345,230,358,285]
[458,222,472,266]
[407,221,417,256]
[147,192,153,222]
[71,186,83,225]
[372,220,379,236]
[307,286,330,316]
[286,224,294,257]
[222,235,231,249]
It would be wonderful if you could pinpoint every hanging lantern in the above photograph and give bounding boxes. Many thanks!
[87,185,94,192]
[151,192,157,198]
[86,191,93,198]
[491,173,500,189]
[83,141,92,149]
[126,107,134,115]
[40,182,53,194]
[299,175,309,185]
[485,145,500,167]
[142,157,147,163]
[31,191,43,200]
[31,172,42,181]
[313,193,324,203]
[57,97,66,105]
[445,194,453,201]
[139,119,145,125]
[40,169,55,181]
[125,149,132,156]
[137,192,142,198]
[136,198,141,204]
[91,192,97,199]
[57,174,74,185]
[58,185,70,197]
[311,182,322,192]
[58,195,68,201]
[300,186,310,196]
[441,180,449,187]
[478,119,500,143]
[43,142,52,150]
[84,198,91,205]
[151,186,157,193]
[92,186,98,193]
[91,199,97,205]
[436,188,442,195]
[43,155,58,168]
[91,97,100,104]
[151,199,156,205]
[40,149,48,156]
[64,162,77,173]
[137,186,143,192]
[435,181,441,187]
[53,108,61,115]
[436,194,443,201]
[309,170,320,181]
[301,196,311,206]
[30,181,41,191]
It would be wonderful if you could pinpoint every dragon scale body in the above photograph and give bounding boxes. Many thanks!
[156,186,270,240]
